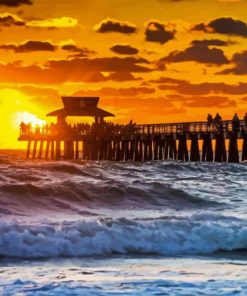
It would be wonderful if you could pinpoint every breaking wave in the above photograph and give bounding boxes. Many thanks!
[1,153,247,260]
[0,214,247,258]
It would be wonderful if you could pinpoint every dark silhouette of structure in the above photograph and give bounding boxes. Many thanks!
[18,97,247,163]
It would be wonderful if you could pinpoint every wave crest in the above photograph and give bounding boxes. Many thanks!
[1,214,247,258]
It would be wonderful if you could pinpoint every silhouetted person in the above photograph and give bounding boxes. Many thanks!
[214,113,223,132]
[232,113,240,132]
[214,113,222,123]
[207,114,213,125]
[20,121,26,135]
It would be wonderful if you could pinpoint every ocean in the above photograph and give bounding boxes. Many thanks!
[0,150,247,295]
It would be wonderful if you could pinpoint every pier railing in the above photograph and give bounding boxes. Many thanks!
[136,120,246,135]
[19,120,247,139]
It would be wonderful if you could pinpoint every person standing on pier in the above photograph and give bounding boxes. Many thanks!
[232,113,240,132]
[207,114,213,124]
[20,122,26,136]
[213,113,223,132]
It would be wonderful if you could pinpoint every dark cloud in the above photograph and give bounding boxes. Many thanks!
[191,39,233,47]
[193,17,247,37]
[159,80,247,95]
[160,44,229,65]
[217,51,247,75]
[0,41,56,52]
[0,40,96,57]
[47,56,151,74]
[0,0,32,6]
[145,21,175,44]
[0,56,150,84]
[95,18,137,34]
[61,44,96,57]
[167,94,236,108]
[110,44,138,55]
[0,13,25,27]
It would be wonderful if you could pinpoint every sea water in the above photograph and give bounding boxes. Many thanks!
[0,152,247,295]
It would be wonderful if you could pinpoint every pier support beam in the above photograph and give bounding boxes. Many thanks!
[153,135,162,160]
[242,133,247,161]
[164,135,176,160]
[190,134,200,161]
[170,136,177,160]
[75,141,79,160]
[214,133,227,162]
[107,140,114,161]
[56,141,61,160]
[38,141,44,160]
[51,141,55,160]
[178,134,188,161]
[99,139,107,160]
[26,141,31,160]
[134,139,141,161]
[115,140,122,161]
[91,137,99,160]
[202,134,213,162]
[45,141,50,160]
[32,141,37,160]
[64,141,74,159]
[228,132,239,163]
[129,139,135,161]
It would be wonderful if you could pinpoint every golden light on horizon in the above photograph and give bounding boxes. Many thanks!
[13,111,47,128]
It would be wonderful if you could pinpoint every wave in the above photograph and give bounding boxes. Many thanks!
[0,214,247,258]
[1,159,227,216]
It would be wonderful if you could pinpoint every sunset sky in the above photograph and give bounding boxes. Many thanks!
[1,0,247,148]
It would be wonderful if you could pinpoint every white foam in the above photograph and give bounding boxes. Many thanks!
[0,214,247,258]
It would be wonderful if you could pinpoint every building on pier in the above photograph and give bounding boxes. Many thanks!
[18,96,247,163]
[47,96,114,125]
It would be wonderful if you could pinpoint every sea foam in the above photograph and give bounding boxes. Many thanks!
[0,214,247,258]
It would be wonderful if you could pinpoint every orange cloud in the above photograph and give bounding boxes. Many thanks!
[27,17,78,29]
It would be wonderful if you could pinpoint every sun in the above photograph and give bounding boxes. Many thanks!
[13,111,47,128]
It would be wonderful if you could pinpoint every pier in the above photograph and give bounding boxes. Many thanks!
[18,96,247,163]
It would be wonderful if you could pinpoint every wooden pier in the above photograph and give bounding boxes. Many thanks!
[18,96,247,163]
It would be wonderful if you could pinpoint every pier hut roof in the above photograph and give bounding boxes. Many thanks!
[47,96,114,118]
